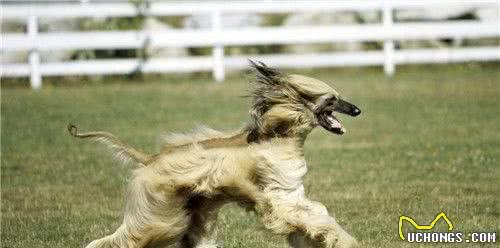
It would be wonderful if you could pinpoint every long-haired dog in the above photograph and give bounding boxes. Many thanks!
[69,61,361,248]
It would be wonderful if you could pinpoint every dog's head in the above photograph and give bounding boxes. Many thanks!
[247,60,361,141]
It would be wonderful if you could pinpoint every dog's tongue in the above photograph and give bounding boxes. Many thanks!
[328,116,341,128]
[328,116,346,133]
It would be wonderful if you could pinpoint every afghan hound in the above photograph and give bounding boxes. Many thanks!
[69,61,361,248]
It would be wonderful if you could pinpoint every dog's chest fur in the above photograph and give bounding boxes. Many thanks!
[253,139,308,193]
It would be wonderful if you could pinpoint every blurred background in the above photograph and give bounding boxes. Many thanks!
[2,0,499,87]
[1,1,499,248]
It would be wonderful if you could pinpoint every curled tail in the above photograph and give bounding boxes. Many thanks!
[68,124,152,165]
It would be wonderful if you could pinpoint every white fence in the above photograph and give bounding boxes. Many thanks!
[1,0,500,89]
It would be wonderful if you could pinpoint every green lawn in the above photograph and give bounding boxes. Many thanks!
[2,63,499,247]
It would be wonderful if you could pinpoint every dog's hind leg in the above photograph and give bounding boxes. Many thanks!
[177,179,262,248]
[176,210,219,248]
[85,172,192,248]
[85,219,190,248]
[177,197,225,248]
[85,225,136,248]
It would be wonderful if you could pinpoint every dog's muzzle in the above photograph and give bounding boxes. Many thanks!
[336,99,361,117]
[317,99,361,135]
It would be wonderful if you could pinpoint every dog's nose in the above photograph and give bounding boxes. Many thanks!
[352,108,361,116]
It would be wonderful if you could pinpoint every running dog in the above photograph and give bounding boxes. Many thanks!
[69,61,361,248]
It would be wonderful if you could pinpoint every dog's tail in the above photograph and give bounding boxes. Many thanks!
[67,124,152,165]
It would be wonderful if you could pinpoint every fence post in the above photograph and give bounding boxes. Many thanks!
[383,0,395,76]
[28,15,42,89]
[211,10,225,82]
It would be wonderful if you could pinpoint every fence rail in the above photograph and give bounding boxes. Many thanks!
[4,47,499,77]
[2,1,497,18]
[1,0,499,89]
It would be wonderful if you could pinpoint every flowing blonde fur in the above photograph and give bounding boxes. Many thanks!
[71,60,359,248]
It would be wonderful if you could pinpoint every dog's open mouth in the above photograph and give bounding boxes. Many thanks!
[314,97,360,135]
[318,111,345,135]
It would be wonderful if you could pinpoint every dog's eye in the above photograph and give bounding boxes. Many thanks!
[327,98,337,106]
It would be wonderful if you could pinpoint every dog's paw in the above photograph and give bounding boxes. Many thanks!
[334,233,358,248]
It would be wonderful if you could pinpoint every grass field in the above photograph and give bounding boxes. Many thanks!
[2,63,499,247]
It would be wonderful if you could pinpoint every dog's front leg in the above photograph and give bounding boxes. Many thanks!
[257,188,358,248]
[286,215,357,248]
[289,199,358,248]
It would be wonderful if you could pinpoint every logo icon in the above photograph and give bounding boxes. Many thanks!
[399,212,454,240]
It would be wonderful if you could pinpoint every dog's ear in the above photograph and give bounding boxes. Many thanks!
[248,59,283,81]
